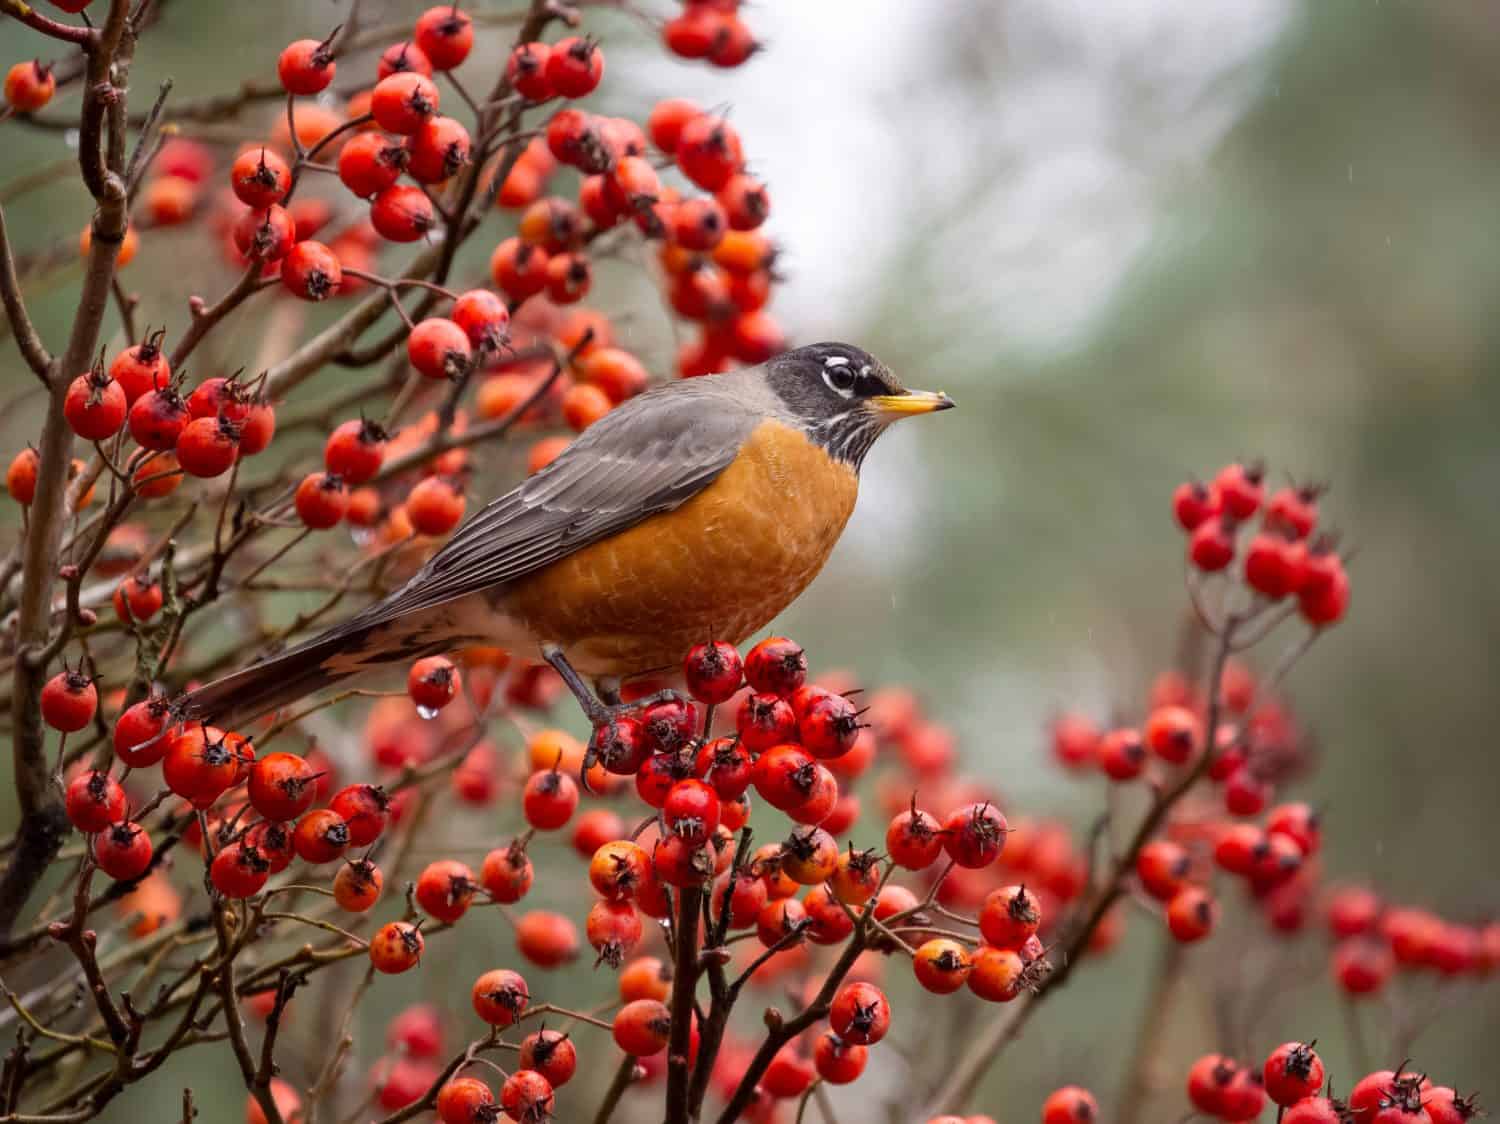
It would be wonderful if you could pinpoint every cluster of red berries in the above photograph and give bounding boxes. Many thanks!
[1175,462,1351,626]
[1323,884,1499,1000]
[661,0,760,68]
[1189,1044,1479,1124]
[7,0,786,573]
[62,340,276,483]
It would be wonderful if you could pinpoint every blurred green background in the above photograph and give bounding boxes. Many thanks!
[2,1,1497,1121]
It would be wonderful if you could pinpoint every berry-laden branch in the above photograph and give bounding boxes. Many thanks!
[0,0,134,950]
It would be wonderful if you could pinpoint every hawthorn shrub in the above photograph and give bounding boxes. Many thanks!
[0,3,1492,1124]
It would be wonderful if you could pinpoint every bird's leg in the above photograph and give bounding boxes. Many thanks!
[542,644,615,725]
[541,645,682,726]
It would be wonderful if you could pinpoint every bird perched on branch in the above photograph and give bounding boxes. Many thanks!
[184,342,954,729]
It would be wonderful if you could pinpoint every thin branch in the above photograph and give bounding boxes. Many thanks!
[0,204,51,381]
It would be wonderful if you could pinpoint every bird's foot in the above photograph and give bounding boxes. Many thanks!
[542,646,688,792]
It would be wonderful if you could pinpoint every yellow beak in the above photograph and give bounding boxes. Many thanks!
[870,390,957,416]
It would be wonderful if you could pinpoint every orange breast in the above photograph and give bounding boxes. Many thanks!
[499,419,859,678]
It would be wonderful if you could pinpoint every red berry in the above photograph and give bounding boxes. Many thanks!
[507,41,552,101]
[913,938,971,994]
[407,115,471,183]
[1041,1085,1099,1124]
[979,884,1042,949]
[545,37,604,98]
[230,148,290,208]
[663,778,720,844]
[233,204,296,261]
[1244,528,1307,599]
[682,640,742,703]
[128,387,190,451]
[481,839,534,903]
[1172,479,1219,530]
[4,61,55,113]
[522,765,578,831]
[450,288,510,351]
[41,669,97,732]
[694,737,752,801]
[407,476,466,536]
[942,803,1008,868]
[1143,705,1201,765]
[407,655,460,713]
[415,859,476,923]
[662,9,719,60]
[435,1076,492,1124]
[64,365,127,440]
[1298,564,1349,626]
[489,237,549,300]
[1188,516,1237,571]
[295,471,349,529]
[248,752,320,822]
[332,858,383,912]
[472,968,529,1026]
[110,333,170,403]
[829,981,889,1045]
[1097,727,1146,780]
[736,691,797,752]
[370,73,441,135]
[1136,839,1191,901]
[113,693,174,766]
[1266,485,1320,538]
[175,415,240,478]
[1266,801,1321,855]
[94,821,152,880]
[517,1029,576,1088]
[799,692,861,760]
[612,998,670,1056]
[378,41,432,80]
[886,803,944,870]
[292,808,350,864]
[676,114,743,191]
[1186,1054,1237,1116]
[281,240,343,300]
[406,317,472,380]
[1262,1041,1325,1107]
[64,770,126,833]
[1333,937,1394,996]
[1166,886,1218,942]
[371,184,436,243]
[337,132,406,198]
[500,1070,554,1123]
[743,636,806,697]
[329,784,389,847]
[586,898,643,966]
[647,98,701,154]
[278,37,336,95]
[324,418,385,483]
[1215,461,1265,519]
[369,921,424,973]
[414,5,473,70]
[211,841,272,898]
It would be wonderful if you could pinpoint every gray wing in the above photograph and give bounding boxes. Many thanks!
[353,377,759,628]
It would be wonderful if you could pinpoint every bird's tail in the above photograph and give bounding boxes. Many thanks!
[180,606,459,731]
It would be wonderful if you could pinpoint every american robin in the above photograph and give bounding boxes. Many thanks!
[183,342,953,729]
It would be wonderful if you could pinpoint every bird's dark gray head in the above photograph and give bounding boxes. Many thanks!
[763,342,955,467]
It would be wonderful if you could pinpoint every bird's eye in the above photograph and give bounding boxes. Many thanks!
[822,362,856,396]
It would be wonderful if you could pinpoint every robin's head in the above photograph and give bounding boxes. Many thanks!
[765,342,955,467]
